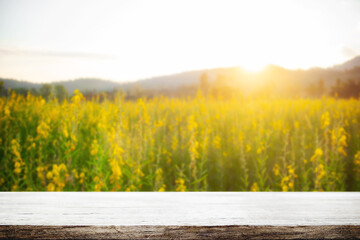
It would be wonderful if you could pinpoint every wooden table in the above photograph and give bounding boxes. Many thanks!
[0,192,359,239]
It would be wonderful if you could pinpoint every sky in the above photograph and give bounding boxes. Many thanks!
[0,0,360,83]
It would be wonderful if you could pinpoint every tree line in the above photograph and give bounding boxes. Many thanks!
[1,75,359,101]
[303,78,360,98]
[0,83,69,102]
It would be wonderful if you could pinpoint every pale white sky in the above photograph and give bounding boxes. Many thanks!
[0,0,360,83]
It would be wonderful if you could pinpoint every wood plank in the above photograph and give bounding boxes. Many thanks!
[1,225,360,239]
[0,192,360,239]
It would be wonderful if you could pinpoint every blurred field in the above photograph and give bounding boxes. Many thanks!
[1,91,360,191]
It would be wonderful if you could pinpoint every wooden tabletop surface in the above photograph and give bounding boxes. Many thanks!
[1,192,360,239]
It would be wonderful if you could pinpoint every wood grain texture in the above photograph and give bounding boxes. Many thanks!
[1,192,360,239]
[1,225,360,239]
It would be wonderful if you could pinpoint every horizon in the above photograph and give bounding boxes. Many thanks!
[1,57,360,85]
[1,0,360,83]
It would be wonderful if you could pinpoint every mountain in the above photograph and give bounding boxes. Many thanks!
[119,68,234,90]
[121,63,360,92]
[51,78,121,93]
[1,78,40,90]
[1,78,121,93]
[2,56,360,95]
[123,57,360,91]
[331,56,360,71]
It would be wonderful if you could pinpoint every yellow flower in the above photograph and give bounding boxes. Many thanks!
[125,184,137,192]
[189,138,199,161]
[213,136,221,149]
[158,184,166,192]
[11,139,22,160]
[47,183,55,191]
[59,163,67,171]
[93,175,104,191]
[79,172,85,184]
[354,151,360,175]
[315,163,326,184]
[315,148,323,156]
[14,164,21,174]
[46,171,53,180]
[281,176,289,184]
[71,89,84,104]
[37,166,45,180]
[72,169,79,179]
[273,164,280,176]
[250,182,259,192]
[95,183,103,191]
[256,142,265,155]
[331,127,348,156]
[175,178,186,192]
[321,112,330,129]
[4,106,10,117]
[63,127,69,138]
[310,148,323,162]
[245,144,251,153]
[36,121,51,140]
[287,165,295,175]
[187,115,198,131]
[90,148,98,156]
[171,135,178,151]
[90,139,99,156]
[0,178,4,186]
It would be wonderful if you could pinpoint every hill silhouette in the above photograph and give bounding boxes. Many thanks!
[1,78,121,93]
[1,56,360,96]
[331,56,360,71]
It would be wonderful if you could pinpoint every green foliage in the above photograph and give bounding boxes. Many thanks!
[40,84,54,101]
[54,85,69,102]
[0,92,360,191]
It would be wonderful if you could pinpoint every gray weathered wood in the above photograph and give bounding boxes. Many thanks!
[1,225,360,239]
[0,192,360,239]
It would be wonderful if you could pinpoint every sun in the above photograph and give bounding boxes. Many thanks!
[241,61,267,73]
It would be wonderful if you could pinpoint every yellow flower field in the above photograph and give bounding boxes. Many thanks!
[1,91,360,191]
